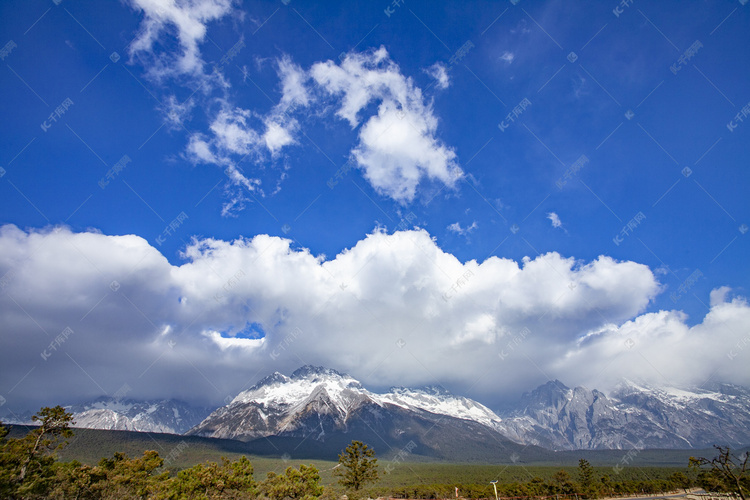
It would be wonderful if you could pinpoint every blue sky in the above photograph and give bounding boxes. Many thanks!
[1,0,749,411]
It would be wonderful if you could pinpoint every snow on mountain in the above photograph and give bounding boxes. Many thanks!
[495,379,750,450]
[187,365,533,462]
[188,365,512,443]
[231,367,368,413]
[379,386,503,429]
[190,366,750,451]
[227,367,505,429]
[7,365,748,453]
[189,366,380,441]
[67,397,211,434]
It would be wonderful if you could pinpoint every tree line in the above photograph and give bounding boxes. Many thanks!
[0,407,380,500]
[1,406,747,500]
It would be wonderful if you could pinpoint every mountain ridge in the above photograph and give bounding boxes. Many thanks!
[4,365,749,454]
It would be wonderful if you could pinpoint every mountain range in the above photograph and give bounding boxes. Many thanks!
[2,397,209,435]
[495,379,750,450]
[4,365,750,458]
[185,366,539,461]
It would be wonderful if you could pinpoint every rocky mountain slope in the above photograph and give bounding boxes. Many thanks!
[66,397,211,434]
[496,380,750,450]
[188,366,750,454]
[186,366,544,461]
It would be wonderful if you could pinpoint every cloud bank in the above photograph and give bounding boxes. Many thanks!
[1,225,748,411]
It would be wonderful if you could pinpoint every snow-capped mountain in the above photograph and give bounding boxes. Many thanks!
[189,366,750,453]
[495,380,750,450]
[190,366,504,441]
[8,365,747,455]
[187,366,537,461]
[379,385,503,430]
[66,397,212,434]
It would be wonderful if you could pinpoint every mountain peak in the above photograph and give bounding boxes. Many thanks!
[290,365,348,380]
[388,385,452,396]
[249,371,291,391]
[417,385,453,396]
[517,380,573,413]
[524,379,570,397]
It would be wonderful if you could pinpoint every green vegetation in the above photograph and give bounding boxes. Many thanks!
[374,457,697,500]
[0,405,75,498]
[261,464,323,500]
[5,406,747,500]
[1,407,324,499]
[334,440,379,491]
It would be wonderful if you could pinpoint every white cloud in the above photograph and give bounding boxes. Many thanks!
[184,102,293,208]
[425,62,450,90]
[310,46,395,127]
[447,221,478,235]
[547,212,562,228]
[277,56,310,108]
[555,294,750,391]
[353,103,461,202]
[453,313,499,345]
[262,118,295,156]
[710,286,732,307]
[186,134,218,164]
[127,21,461,209]
[161,95,195,129]
[125,0,281,216]
[209,107,261,156]
[312,48,462,202]
[500,51,515,64]
[128,0,236,79]
[14,225,746,413]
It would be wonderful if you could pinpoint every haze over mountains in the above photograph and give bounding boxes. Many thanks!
[4,366,749,458]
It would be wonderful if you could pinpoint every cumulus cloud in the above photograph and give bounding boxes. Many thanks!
[556,294,750,391]
[311,48,463,202]
[4,225,746,412]
[126,7,461,210]
[277,56,310,108]
[710,286,732,307]
[189,47,463,205]
[547,212,562,228]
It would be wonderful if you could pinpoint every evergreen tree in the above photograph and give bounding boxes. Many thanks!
[167,455,257,499]
[260,464,323,500]
[0,406,75,499]
[334,440,380,491]
[577,458,599,499]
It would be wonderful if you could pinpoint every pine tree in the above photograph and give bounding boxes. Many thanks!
[0,405,75,498]
[334,440,380,491]
[577,458,599,499]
